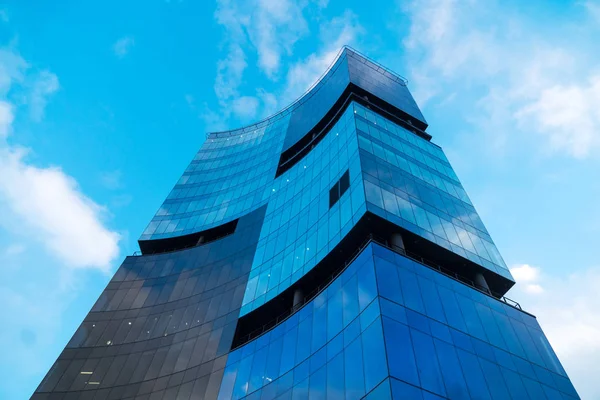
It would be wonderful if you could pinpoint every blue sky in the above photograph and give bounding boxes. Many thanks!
[0,0,599,398]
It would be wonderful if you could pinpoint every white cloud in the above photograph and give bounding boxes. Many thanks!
[199,103,227,132]
[28,70,59,121]
[215,0,320,80]
[113,36,135,58]
[100,169,123,190]
[110,193,133,208]
[257,88,278,116]
[0,51,58,124]
[510,263,540,282]
[0,147,120,271]
[251,0,311,77]
[0,48,28,95]
[508,265,600,399]
[4,243,25,256]
[515,75,600,158]
[204,4,363,129]
[214,43,247,105]
[523,283,544,294]
[401,0,600,158]
[584,1,600,21]
[231,95,260,120]
[510,264,545,295]
[284,11,363,101]
[208,0,333,124]
[0,100,13,138]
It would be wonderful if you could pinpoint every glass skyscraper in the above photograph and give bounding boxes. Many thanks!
[33,48,579,400]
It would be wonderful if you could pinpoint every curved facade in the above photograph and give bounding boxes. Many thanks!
[138,49,425,244]
[220,243,577,400]
[32,48,579,399]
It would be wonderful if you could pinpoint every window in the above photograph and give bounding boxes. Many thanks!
[329,170,350,208]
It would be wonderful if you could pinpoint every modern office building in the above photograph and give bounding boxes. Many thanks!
[33,48,579,400]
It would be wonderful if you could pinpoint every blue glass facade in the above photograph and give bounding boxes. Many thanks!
[219,243,578,400]
[139,49,424,243]
[239,105,366,315]
[353,102,512,282]
[33,47,578,399]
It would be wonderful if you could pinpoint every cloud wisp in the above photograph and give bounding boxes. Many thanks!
[401,0,600,158]
[283,11,363,102]
[210,0,320,124]
[509,263,544,294]
[0,100,13,137]
[100,169,123,191]
[28,70,59,121]
[204,1,363,129]
[113,36,135,58]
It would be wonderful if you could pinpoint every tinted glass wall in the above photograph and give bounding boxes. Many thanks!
[220,243,578,400]
[239,105,366,315]
[32,208,266,400]
[353,102,512,282]
[139,48,424,243]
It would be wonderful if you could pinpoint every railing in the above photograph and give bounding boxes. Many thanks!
[345,48,409,85]
[400,244,520,307]
[232,234,524,349]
